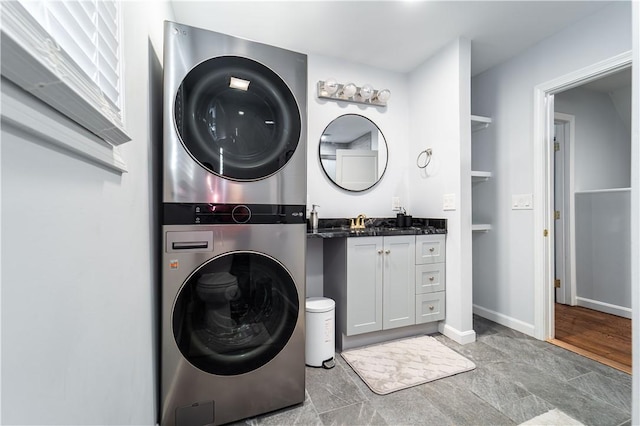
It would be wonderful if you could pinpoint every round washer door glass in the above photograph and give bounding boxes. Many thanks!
[172,252,299,375]
[175,56,302,181]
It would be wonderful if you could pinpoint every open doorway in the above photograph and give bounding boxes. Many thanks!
[548,66,632,373]
[533,52,631,370]
[551,67,632,372]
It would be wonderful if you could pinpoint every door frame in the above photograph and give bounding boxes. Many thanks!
[532,50,632,340]
[553,113,576,306]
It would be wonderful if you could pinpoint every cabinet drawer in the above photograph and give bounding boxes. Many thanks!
[415,292,445,323]
[415,263,445,294]
[415,235,445,264]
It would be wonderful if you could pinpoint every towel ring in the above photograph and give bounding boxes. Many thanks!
[417,149,432,169]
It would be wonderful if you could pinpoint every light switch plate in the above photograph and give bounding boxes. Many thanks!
[443,193,456,211]
[512,193,533,210]
[392,197,401,211]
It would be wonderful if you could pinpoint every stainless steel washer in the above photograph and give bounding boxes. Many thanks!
[161,219,306,426]
[163,21,307,205]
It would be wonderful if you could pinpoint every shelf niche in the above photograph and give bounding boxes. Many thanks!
[471,224,492,232]
[471,115,492,132]
[471,114,493,232]
[471,170,492,182]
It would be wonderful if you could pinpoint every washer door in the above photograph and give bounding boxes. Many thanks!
[174,56,301,181]
[172,252,299,375]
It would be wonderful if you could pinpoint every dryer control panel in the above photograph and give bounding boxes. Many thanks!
[163,203,306,225]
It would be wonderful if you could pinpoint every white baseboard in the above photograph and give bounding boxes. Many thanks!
[473,304,536,337]
[576,297,632,319]
[438,323,477,345]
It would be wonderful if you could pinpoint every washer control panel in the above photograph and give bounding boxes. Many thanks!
[163,203,306,225]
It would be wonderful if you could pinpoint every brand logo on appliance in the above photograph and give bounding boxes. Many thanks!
[291,211,303,217]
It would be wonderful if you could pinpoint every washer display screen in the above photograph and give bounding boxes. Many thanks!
[172,252,299,375]
[174,56,301,181]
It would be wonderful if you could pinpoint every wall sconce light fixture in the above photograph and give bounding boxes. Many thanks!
[317,79,391,106]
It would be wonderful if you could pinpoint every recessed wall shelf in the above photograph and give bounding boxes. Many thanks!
[471,114,493,233]
[472,224,492,232]
[471,115,492,132]
[471,170,492,182]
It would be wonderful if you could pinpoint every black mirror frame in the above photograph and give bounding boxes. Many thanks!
[318,114,388,192]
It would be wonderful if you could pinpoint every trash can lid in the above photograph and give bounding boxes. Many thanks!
[305,297,335,313]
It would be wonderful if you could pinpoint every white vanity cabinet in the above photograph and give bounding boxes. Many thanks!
[343,236,383,335]
[415,235,446,323]
[324,235,416,338]
[380,236,416,331]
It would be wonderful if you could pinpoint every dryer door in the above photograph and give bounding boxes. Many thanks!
[174,56,301,181]
[172,252,299,375]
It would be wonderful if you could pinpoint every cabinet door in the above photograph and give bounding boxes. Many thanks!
[383,235,416,330]
[416,235,446,264]
[346,237,383,336]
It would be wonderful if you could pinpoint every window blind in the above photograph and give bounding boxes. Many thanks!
[1,0,130,146]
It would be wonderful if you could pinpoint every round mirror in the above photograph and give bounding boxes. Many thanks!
[318,114,388,191]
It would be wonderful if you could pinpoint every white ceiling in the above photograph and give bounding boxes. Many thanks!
[169,0,616,76]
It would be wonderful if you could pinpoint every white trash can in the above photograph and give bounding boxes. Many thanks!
[305,297,335,368]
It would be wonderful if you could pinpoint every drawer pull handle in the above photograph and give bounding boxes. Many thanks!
[429,276,435,281]
[377,249,383,254]
[172,241,208,250]
[385,249,391,254]
[429,305,435,310]
[429,247,435,253]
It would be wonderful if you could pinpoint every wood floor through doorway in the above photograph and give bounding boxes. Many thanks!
[550,303,631,374]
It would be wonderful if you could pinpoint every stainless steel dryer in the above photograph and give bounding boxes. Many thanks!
[161,205,306,426]
[163,21,307,205]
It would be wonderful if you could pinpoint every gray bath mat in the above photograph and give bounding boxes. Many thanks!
[341,335,476,395]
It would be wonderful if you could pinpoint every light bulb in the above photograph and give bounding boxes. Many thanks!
[229,76,250,91]
[341,83,357,98]
[376,89,391,103]
[359,84,374,100]
[323,78,338,96]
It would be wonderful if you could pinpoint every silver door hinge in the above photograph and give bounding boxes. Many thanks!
[554,142,560,152]
[554,210,561,220]
[554,279,561,288]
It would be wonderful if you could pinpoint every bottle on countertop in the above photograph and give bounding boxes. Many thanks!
[310,204,320,232]
[396,206,406,228]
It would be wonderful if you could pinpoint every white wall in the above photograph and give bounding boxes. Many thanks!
[307,54,411,218]
[305,45,476,347]
[408,38,475,343]
[574,190,631,313]
[305,54,410,297]
[555,87,631,190]
[471,2,632,332]
[610,85,632,136]
[0,2,174,424]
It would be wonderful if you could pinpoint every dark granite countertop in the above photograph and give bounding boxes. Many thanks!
[307,217,447,238]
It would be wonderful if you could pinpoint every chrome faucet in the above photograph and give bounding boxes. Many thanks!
[351,214,367,230]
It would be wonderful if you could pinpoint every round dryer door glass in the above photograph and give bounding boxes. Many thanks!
[174,56,302,181]
[172,252,299,375]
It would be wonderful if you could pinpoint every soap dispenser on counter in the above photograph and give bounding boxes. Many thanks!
[310,204,320,232]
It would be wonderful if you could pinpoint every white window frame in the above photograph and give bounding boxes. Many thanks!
[0,1,129,172]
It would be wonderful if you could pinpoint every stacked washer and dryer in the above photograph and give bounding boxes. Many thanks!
[161,21,307,426]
